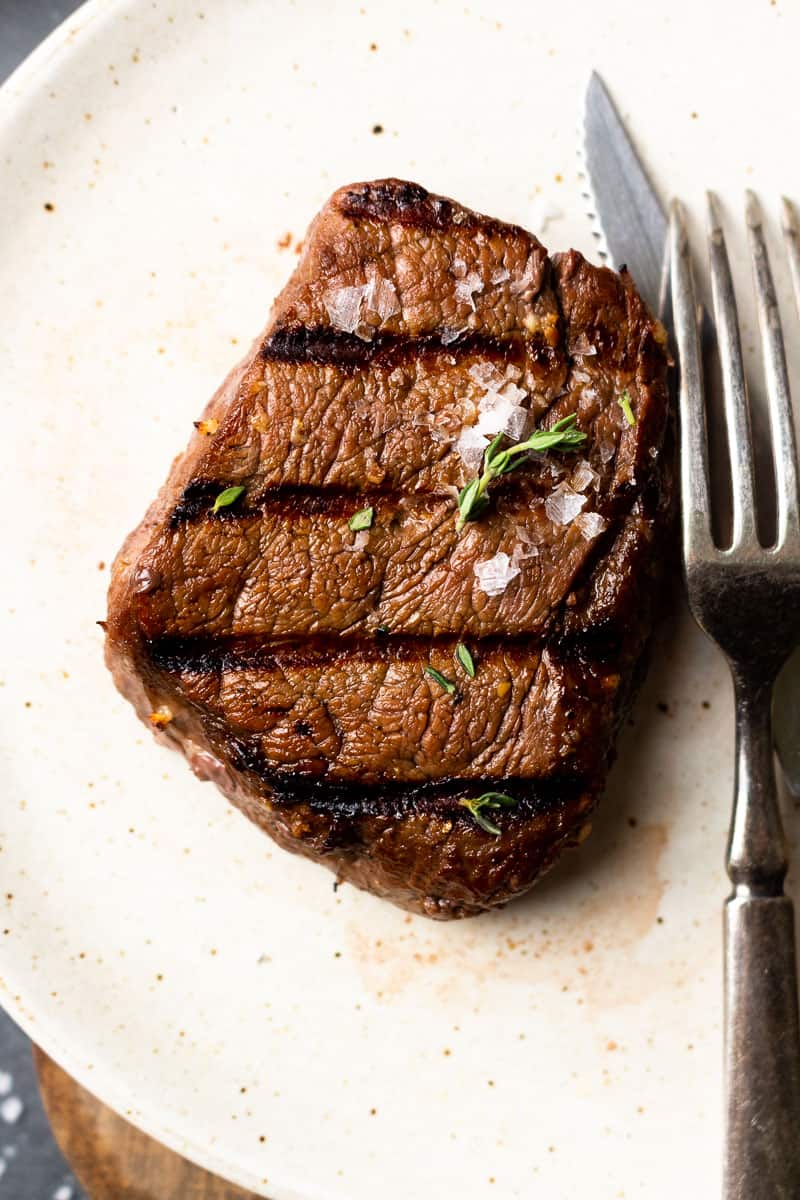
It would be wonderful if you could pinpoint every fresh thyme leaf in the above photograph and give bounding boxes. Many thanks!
[458,791,517,836]
[349,506,374,531]
[212,485,246,513]
[618,390,636,426]
[455,413,587,530]
[455,643,476,678]
[483,430,507,466]
[424,665,457,695]
[375,623,390,635]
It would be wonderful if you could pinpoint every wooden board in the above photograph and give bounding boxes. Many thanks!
[34,1049,263,1199]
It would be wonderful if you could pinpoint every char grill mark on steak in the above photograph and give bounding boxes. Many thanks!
[220,747,588,820]
[169,464,606,525]
[105,178,672,918]
[169,482,453,526]
[260,326,547,371]
[146,627,624,675]
[336,178,531,241]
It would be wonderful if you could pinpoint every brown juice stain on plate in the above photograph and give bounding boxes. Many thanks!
[345,820,676,1009]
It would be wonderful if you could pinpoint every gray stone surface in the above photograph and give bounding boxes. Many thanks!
[1,8,88,1197]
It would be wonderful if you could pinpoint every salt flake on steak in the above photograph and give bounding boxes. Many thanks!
[455,423,491,470]
[324,270,399,336]
[512,525,540,560]
[455,273,484,310]
[509,253,538,297]
[323,285,365,333]
[452,257,484,310]
[571,459,599,492]
[574,510,608,540]
[474,551,521,597]
[598,438,616,464]
[441,326,468,344]
[347,529,370,551]
[467,362,530,443]
[545,482,586,526]
[568,332,598,358]
[362,267,400,321]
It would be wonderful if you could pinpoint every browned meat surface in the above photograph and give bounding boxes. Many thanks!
[105,179,672,919]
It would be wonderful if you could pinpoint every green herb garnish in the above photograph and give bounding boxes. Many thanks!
[424,666,457,695]
[455,643,476,678]
[618,390,636,426]
[349,506,374,531]
[212,485,246,513]
[458,792,518,836]
[456,414,587,531]
[375,623,390,635]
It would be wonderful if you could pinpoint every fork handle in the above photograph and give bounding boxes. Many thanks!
[724,675,800,1199]
[725,897,800,1197]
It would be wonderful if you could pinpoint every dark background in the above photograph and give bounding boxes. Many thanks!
[1,8,88,1196]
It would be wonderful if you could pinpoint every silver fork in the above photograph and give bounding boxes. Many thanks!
[671,194,800,1199]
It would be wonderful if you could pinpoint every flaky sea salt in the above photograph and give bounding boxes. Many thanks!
[468,362,495,386]
[571,460,599,492]
[509,254,538,297]
[323,285,364,334]
[324,270,399,337]
[474,365,529,434]
[545,483,586,526]
[0,1096,23,1125]
[568,332,598,357]
[598,439,616,464]
[362,267,400,321]
[490,266,510,285]
[455,363,532,468]
[455,272,484,310]
[455,424,491,471]
[53,1186,74,1200]
[474,552,521,597]
[452,257,484,310]
[512,539,539,563]
[574,511,608,540]
[441,326,467,345]
[347,529,370,552]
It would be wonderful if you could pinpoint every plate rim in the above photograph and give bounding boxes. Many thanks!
[0,2,291,1190]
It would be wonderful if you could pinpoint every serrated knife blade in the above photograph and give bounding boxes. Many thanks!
[582,72,800,798]
[582,71,668,319]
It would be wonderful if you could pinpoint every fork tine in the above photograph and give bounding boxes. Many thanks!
[745,191,800,549]
[670,200,715,560]
[783,197,800,320]
[707,193,758,549]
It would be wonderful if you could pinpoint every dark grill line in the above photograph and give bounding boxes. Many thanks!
[169,481,452,526]
[260,325,542,372]
[335,179,531,242]
[169,446,619,526]
[147,624,623,676]
[224,737,590,818]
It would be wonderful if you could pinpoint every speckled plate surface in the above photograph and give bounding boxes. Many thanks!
[1,1,799,1196]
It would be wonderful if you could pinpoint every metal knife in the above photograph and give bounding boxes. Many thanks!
[581,70,800,797]
[582,71,669,320]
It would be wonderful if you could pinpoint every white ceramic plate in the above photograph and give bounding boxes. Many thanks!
[1,1,799,1196]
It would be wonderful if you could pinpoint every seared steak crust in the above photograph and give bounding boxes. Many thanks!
[105,179,671,918]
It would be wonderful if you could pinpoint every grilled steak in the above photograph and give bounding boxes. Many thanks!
[105,179,671,919]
